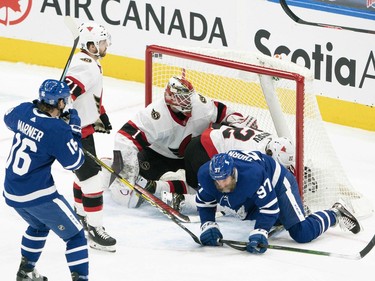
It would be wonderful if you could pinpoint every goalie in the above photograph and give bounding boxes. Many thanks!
[108,76,257,208]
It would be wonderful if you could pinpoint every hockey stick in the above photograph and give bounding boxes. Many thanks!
[280,0,375,35]
[83,149,202,244]
[219,225,285,251]
[60,16,80,81]
[221,233,375,260]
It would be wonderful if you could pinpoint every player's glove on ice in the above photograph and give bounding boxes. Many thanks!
[68,109,82,138]
[247,228,268,254]
[94,113,112,134]
[200,221,223,246]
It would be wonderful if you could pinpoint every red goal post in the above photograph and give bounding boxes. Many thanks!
[145,44,373,217]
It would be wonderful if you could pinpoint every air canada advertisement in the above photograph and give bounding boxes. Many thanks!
[1,0,374,105]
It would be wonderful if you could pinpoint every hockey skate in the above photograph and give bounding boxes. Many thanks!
[16,257,48,281]
[332,202,361,234]
[87,225,117,252]
[161,191,185,212]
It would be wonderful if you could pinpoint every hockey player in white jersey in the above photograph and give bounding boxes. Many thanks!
[65,22,116,252]
[3,79,89,281]
[109,76,256,208]
[184,124,295,189]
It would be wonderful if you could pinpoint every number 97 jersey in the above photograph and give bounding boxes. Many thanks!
[3,102,84,208]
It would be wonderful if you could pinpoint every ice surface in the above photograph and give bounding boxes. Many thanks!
[0,61,374,281]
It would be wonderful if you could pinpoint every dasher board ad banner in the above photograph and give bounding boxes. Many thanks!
[268,0,375,20]
[0,0,374,106]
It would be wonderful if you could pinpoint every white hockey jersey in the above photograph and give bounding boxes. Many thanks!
[65,51,106,137]
[116,93,240,159]
[201,124,274,158]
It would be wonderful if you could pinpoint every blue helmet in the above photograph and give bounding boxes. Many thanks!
[209,153,234,180]
[39,79,70,107]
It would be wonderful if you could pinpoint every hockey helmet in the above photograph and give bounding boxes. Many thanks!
[266,137,295,168]
[164,76,194,116]
[209,153,235,181]
[78,22,111,56]
[39,79,70,107]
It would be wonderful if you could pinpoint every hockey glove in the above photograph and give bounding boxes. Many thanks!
[68,109,82,138]
[93,113,112,134]
[99,113,112,133]
[93,119,107,133]
[200,221,223,246]
[247,228,268,254]
[225,114,258,130]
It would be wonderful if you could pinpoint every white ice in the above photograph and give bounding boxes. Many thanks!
[0,61,374,281]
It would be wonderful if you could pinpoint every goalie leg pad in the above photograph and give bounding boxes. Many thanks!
[109,180,140,208]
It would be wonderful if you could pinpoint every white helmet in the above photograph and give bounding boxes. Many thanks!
[164,76,194,117]
[78,22,111,57]
[266,137,295,168]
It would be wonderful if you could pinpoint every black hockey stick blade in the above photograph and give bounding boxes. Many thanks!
[60,16,80,81]
[279,0,375,35]
[83,149,202,245]
[221,233,375,260]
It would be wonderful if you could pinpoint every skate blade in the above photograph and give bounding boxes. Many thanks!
[89,240,116,253]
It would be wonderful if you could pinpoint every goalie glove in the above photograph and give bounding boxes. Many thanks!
[224,114,258,130]
[247,228,268,254]
[200,221,223,246]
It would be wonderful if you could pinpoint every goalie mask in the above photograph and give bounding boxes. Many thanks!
[266,137,295,168]
[164,76,194,117]
[79,22,111,57]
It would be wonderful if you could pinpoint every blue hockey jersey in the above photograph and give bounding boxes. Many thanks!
[3,101,84,208]
[196,150,302,232]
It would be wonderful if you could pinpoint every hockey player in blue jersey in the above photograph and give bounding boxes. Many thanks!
[3,79,89,280]
[196,150,361,254]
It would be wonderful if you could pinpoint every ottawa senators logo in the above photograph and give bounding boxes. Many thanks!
[198,94,207,103]
[80,58,92,63]
[151,109,160,120]
[0,0,32,26]
[140,160,150,171]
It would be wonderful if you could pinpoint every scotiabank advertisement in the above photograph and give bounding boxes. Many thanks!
[1,0,374,106]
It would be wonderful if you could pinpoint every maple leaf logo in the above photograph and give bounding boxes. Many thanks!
[0,0,21,12]
[0,0,32,26]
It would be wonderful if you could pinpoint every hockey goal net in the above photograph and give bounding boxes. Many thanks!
[145,44,373,218]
